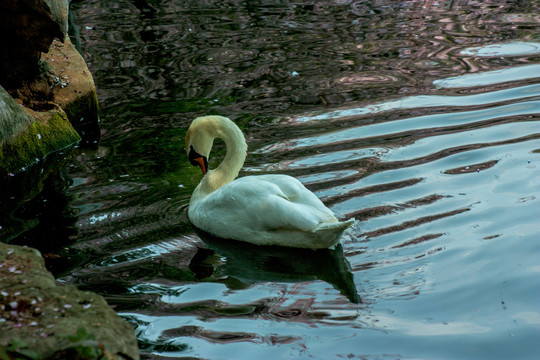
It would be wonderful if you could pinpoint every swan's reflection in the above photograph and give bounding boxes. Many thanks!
[190,228,361,304]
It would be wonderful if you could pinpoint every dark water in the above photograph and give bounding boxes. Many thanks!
[4,0,540,359]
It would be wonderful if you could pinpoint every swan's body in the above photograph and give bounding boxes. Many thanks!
[186,115,354,249]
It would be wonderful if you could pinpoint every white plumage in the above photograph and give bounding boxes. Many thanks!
[185,115,354,249]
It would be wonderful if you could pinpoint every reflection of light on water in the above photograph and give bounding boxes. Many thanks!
[247,148,382,171]
[376,314,491,336]
[296,170,358,185]
[514,312,540,325]
[459,41,540,57]
[434,64,540,89]
[382,119,540,162]
[73,202,103,215]
[88,212,120,225]
[258,89,540,154]
[289,84,540,123]
[96,238,193,267]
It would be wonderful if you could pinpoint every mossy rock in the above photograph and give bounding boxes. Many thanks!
[0,85,33,142]
[43,38,101,145]
[0,110,80,174]
[0,242,140,360]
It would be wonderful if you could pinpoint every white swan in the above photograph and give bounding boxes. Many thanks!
[185,115,355,249]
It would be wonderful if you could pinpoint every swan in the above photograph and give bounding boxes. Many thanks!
[185,115,355,249]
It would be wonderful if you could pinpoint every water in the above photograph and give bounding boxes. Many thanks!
[3,1,540,359]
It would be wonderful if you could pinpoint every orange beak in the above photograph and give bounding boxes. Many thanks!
[188,145,208,175]
[193,156,207,175]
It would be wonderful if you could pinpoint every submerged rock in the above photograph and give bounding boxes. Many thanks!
[0,242,140,360]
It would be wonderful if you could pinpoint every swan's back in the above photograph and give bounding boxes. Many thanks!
[189,174,354,249]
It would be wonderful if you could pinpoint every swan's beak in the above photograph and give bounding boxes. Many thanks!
[193,157,207,175]
[189,146,208,175]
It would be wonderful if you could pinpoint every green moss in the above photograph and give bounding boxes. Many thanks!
[1,338,44,359]
[64,89,100,125]
[0,110,80,173]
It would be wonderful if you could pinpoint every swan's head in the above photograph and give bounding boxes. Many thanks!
[186,115,247,176]
[185,117,217,175]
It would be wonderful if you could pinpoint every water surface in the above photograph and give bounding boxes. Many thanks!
[4,1,540,359]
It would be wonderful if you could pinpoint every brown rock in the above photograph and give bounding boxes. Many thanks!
[1,36,100,172]
[0,0,68,87]
[43,38,101,143]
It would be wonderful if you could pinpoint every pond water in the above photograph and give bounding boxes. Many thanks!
[3,0,540,359]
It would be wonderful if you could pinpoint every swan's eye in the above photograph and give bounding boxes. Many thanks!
[189,145,208,174]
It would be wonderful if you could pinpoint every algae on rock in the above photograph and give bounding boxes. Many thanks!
[0,86,80,173]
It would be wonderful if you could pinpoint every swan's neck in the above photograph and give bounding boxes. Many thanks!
[195,120,247,197]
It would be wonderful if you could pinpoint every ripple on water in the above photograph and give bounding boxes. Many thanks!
[41,1,540,359]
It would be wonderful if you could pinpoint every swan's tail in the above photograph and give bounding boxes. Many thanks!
[312,218,356,249]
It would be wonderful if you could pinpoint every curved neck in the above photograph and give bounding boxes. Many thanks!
[195,118,247,197]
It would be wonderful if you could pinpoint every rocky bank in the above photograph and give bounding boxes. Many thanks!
[0,243,139,360]
[0,0,99,174]
[1,1,139,358]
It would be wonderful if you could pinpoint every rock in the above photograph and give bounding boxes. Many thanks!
[0,0,68,87]
[1,15,101,173]
[0,242,140,360]
[0,85,34,145]
[45,0,69,36]
[0,85,80,173]
[0,158,70,245]
[42,38,101,144]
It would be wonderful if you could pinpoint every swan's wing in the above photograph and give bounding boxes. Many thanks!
[253,175,336,218]
[190,175,337,235]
